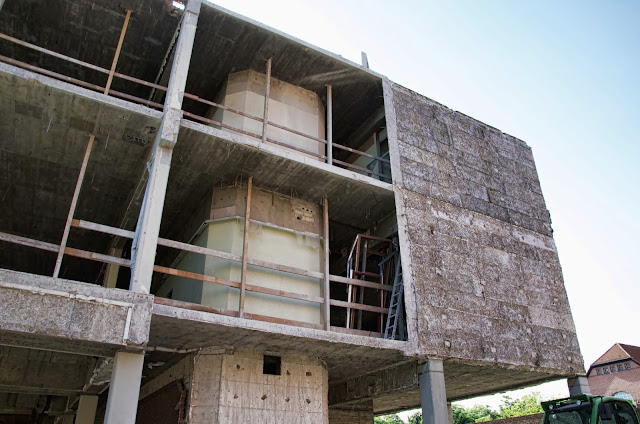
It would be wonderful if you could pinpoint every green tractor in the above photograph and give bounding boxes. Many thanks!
[542,394,639,423]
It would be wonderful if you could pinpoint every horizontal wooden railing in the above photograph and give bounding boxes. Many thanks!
[0,217,391,336]
[0,31,390,181]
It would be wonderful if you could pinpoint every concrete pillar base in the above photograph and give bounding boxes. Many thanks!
[418,359,449,424]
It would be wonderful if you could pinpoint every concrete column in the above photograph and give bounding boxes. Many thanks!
[129,0,201,294]
[76,395,98,424]
[104,248,122,288]
[104,352,144,424]
[567,376,591,396]
[418,359,448,424]
[164,0,201,111]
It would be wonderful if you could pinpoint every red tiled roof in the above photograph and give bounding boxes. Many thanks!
[592,344,634,366]
[620,344,640,363]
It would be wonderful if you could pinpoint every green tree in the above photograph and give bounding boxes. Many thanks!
[407,411,422,424]
[374,414,405,424]
[498,392,544,418]
[468,404,500,422]
[451,404,499,424]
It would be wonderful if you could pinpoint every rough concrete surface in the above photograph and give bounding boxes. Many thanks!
[0,269,153,352]
[0,0,588,421]
[386,82,583,374]
[188,349,328,424]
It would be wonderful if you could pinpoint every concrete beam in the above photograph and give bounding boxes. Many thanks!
[0,269,153,351]
[329,361,418,407]
[129,0,201,294]
[103,352,144,424]
[0,346,92,396]
[418,359,449,424]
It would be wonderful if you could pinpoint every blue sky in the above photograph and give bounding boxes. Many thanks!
[206,0,640,409]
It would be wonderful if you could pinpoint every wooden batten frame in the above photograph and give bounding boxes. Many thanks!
[238,177,253,318]
[53,134,95,278]
[261,57,272,143]
[104,9,132,95]
[0,32,389,173]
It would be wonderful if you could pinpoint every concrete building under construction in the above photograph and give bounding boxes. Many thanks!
[0,1,587,423]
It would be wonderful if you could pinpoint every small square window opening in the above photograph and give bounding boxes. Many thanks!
[263,355,281,375]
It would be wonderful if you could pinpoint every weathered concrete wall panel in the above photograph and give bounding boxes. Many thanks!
[187,349,328,424]
[385,82,583,374]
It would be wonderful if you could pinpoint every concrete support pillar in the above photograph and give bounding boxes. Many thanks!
[418,359,448,424]
[104,352,145,424]
[104,247,122,288]
[129,0,201,294]
[76,395,98,424]
[567,376,591,396]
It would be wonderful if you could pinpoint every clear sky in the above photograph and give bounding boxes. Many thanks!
[205,0,640,412]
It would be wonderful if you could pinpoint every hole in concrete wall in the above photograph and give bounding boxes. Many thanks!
[263,355,281,375]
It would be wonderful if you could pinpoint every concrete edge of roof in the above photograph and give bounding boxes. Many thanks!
[201,1,386,82]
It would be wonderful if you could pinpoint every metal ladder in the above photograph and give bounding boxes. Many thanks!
[383,252,404,340]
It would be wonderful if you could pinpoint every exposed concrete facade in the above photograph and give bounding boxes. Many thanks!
[188,349,328,423]
[385,82,582,374]
[0,0,583,423]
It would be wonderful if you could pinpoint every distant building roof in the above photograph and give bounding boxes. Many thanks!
[591,344,640,367]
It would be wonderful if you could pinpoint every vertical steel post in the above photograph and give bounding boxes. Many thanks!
[326,84,333,164]
[323,198,331,331]
[238,176,253,318]
[53,134,95,278]
[104,9,132,95]
[261,57,272,143]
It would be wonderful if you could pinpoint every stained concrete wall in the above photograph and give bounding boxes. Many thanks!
[213,69,325,158]
[188,349,328,424]
[385,81,583,373]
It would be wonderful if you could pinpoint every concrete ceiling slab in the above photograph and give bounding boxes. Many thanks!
[0,0,183,100]
[0,64,161,279]
[184,4,385,150]
[148,302,408,383]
